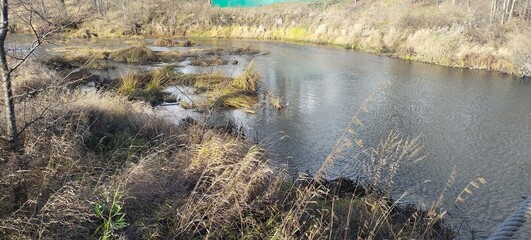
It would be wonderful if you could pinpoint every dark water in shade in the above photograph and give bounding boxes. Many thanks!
[190,39,531,239]
[10,35,529,238]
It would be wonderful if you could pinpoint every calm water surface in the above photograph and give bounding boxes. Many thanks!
[14,36,530,238]
[192,39,531,239]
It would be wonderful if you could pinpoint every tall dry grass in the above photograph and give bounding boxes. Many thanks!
[60,0,530,76]
[0,60,182,239]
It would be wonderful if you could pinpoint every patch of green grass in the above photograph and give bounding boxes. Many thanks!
[287,27,308,40]
[94,188,127,240]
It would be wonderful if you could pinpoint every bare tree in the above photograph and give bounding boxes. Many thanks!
[489,0,529,24]
[0,0,20,152]
[0,0,83,153]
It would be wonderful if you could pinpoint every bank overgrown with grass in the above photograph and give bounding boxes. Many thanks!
[0,56,455,239]
[40,0,531,77]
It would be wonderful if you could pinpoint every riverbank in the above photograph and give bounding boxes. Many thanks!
[54,0,531,77]
[0,45,455,239]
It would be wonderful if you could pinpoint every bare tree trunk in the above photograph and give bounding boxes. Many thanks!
[121,0,128,22]
[0,0,20,153]
[509,0,517,21]
[501,0,506,24]
[490,0,496,25]
[502,0,511,24]
[526,0,530,22]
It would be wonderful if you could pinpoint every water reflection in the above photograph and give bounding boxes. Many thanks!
[193,39,531,238]
[16,35,529,238]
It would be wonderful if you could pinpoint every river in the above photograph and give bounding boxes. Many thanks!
[190,39,531,239]
[14,36,531,238]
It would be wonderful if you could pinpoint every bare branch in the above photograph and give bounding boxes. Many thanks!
[8,23,70,74]
[16,104,50,137]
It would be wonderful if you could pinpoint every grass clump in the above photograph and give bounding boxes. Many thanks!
[190,55,226,66]
[108,45,158,64]
[185,73,230,90]
[168,62,261,113]
[217,94,259,113]
[45,54,114,72]
[230,61,260,92]
[154,38,196,47]
[154,51,186,62]
[266,90,284,110]
[115,61,260,112]
[118,66,178,104]
[204,62,261,112]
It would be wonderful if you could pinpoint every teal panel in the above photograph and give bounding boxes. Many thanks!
[211,0,316,7]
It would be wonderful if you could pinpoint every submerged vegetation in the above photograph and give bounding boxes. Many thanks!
[267,90,284,110]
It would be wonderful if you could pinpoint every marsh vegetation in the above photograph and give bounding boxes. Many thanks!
[1,0,529,239]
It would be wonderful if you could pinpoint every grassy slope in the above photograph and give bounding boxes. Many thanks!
[71,0,531,77]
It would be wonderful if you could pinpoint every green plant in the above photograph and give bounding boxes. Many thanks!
[94,188,127,240]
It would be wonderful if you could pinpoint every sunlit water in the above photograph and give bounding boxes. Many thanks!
[190,39,531,239]
[11,36,530,238]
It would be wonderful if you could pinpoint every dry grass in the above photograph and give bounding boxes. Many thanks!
[208,61,261,112]
[114,60,260,112]
[108,45,159,64]
[230,60,260,92]
[0,86,179,239]
[60,0,530,76]
[154,51,186,62]
[190,55,226,66]
[8,0,530,75]
[154,38,196,47]
[12,59,66,96]
[169,62,261,113]
[117,66,178,104]
[266,90,284,110]
[0,58,455,240]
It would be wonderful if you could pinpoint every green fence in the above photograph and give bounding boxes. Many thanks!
[211,0,316,7]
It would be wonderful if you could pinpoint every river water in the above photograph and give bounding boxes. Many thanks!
[14,36,531,238]
[190,39,531,239]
